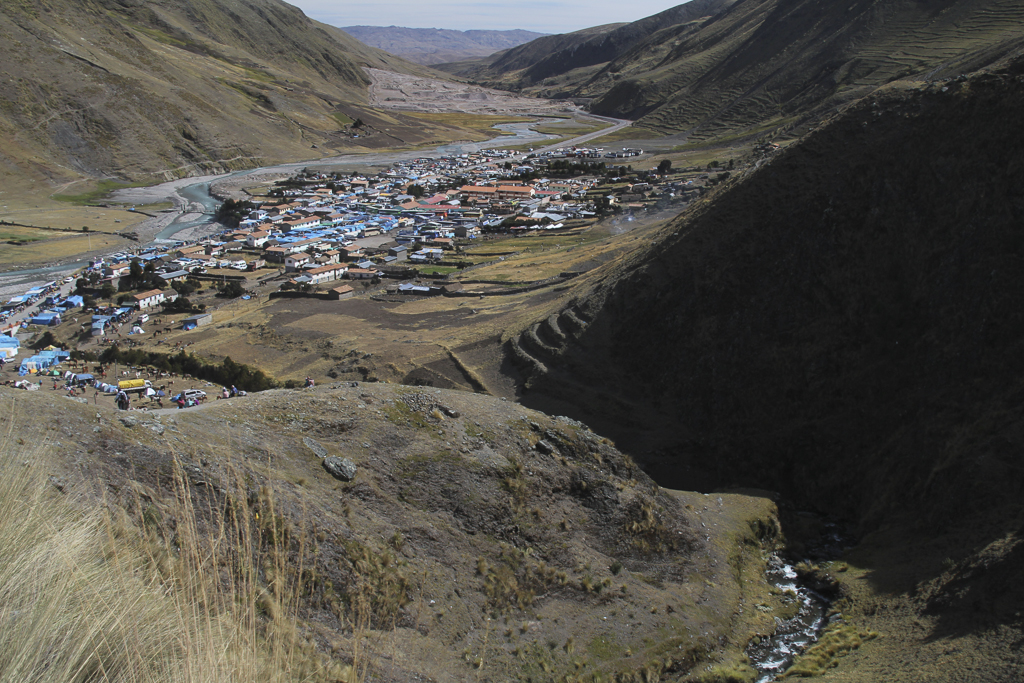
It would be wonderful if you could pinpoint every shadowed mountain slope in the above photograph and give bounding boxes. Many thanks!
[0,0,437,184]
[507,64,1024,678]
[515,67,1024,530]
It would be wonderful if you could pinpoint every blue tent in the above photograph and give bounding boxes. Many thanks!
[28,312,61,326]
[0,336,19,348]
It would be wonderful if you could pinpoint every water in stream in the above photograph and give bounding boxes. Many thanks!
[747,556,833,681]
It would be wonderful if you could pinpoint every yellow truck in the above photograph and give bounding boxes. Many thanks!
[117,379,153,394]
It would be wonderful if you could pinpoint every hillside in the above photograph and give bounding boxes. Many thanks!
[437,0,734,94]
[0,0,446,188]
[436,22,628,81]
[339,26,547,65]
[506,61,1024,681]
[448,0,1024,141]
[0,383,790,682]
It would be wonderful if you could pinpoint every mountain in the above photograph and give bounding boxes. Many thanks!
[338,26,548,65]
[507,59,1024,680]
[0,0,441,186]
[437,0,733,90]
[446,0,1024,141]
[435,22,627,79]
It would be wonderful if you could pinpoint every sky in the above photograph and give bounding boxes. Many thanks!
[289,0,685,34]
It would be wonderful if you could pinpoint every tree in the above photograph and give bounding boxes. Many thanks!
[99,283,116,300]
[218,281,245,298]
[408,184,425,198]
[657,159,672,175]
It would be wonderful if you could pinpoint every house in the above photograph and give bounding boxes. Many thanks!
[181,313,213,329]
[132,289,168,310]
[328,285,355,300]
[388,245,408,261]
[495,185,535,201]
[246,230,271,248]
[285,253,311,272]
[103,262,131,278]
[316,249,341,265]
[264,246,289,263]
[156,270,190,285]
[346,268,377,280]
[281,216,321,232]
[460,185,497,202]
[305,264,347,285]
[341,246,364,261]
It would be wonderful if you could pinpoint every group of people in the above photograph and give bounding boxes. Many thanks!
[219,385,241,399]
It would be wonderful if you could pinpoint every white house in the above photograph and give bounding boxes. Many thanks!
[246,230,271,248]
[284,253,311,272]
[132,289,171,310]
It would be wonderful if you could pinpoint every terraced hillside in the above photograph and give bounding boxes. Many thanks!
[437,0,735,92]
[508,61,1024,681]
[597,0,1024,140]
[448,0,1024,142]
[0,0,441,186]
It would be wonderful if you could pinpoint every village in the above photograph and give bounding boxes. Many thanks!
[0,143,723,404]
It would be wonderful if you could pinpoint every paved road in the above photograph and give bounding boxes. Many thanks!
[520,115,634,159]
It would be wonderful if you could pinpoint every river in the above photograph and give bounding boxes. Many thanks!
[0,118,565,295]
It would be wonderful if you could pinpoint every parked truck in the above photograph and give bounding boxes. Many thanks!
[117,378,153,394]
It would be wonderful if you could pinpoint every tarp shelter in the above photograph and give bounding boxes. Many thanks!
[73,373,94,385]
[3,296,26,309]
[28,312,61,326]
[129,326,144,335]
[19,355,55,375]
[0,336,19,348]
[58,295,84,309]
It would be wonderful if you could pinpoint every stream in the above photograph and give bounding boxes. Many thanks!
[747,557,832,681]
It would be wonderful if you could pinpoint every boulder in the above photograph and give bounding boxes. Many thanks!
[303,436,327,458]
[323,456,357,481]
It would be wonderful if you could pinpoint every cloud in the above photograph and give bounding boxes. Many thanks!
[291,0,681,33]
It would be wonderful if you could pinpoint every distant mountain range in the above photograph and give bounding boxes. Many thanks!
[339,26,548,65]
[440,0,1024,141]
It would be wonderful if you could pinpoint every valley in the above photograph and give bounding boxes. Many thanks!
[2,0,1024,682]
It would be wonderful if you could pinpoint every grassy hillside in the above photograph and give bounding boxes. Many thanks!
[451,0,1024,142]
[0,383,789,682]
[593,0,1024,140]
[435,23,627,83]
[508,61,1024,680]
[0,0,442,188]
